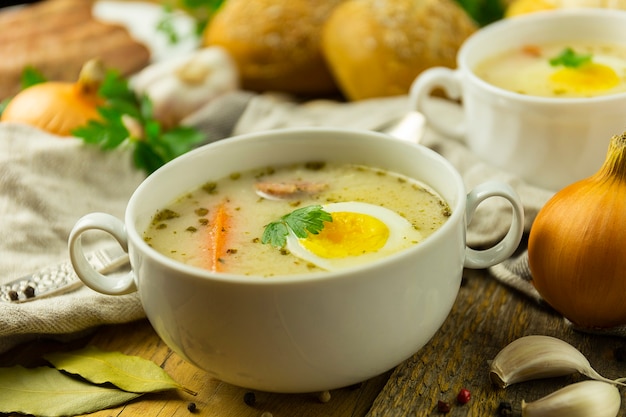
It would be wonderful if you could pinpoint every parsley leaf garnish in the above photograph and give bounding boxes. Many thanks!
[72,70,206,175]
[549,47,593,68]
[261,205,333,248]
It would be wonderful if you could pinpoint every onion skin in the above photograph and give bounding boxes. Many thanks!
[1,59,104,137]
[528,132,626,329]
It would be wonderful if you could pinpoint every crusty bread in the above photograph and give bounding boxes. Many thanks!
[202,0,345,96]
[321,0,478,101]
[0,0,150,100]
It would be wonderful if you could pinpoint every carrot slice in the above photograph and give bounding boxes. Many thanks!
[207,201,230,272]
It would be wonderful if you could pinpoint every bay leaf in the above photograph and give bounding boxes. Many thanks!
[0,365,141,417]
[44,345,189,394]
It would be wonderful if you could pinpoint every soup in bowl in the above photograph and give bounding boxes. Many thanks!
[143,161,453,276]
[410,9,626,190]
[68,127,524,393]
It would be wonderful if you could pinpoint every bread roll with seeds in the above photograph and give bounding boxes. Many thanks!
[321,0,477,101]
[202,0,345,95]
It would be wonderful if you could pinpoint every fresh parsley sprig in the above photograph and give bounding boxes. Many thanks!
[72,70,206,175]
[453,0,505,26]
[261,205,333,248]
[156,0,225,43]
[549,47,593,68]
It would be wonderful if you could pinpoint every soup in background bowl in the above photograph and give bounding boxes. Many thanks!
[68,127,524,393]
[410,9,626,191]
[474,41,626,98]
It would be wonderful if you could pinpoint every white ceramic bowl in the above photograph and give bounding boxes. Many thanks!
[68,127,523,393]
[410,9,626,191]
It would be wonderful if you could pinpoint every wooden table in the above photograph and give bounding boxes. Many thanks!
[2,268,625,417]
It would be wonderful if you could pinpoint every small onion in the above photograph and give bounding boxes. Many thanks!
[528,131,626,329]
[1,59,105,137]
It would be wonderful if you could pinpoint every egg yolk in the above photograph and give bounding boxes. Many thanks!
[300,211,389,259]
[549,63,620,95]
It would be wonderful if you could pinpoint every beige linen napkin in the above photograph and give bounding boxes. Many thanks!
[0,124,146,353]
[0,92,554,354]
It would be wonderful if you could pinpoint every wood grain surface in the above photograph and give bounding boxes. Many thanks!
[1,268,625,417]
[367,269,626,417]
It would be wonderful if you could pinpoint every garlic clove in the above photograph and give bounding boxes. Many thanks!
[521,380,621,417]
[490,335,624,388]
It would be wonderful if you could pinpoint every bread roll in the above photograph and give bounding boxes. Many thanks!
[202,0,344,95]
[321,0,477,101]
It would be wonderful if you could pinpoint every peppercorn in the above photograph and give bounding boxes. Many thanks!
[243,391,256,406]
[317,390,331,403]
[437,400,451,413]
[457,388,471,405]
[497,401,513,416]
[23,285,35,298]
[187,402,197,413]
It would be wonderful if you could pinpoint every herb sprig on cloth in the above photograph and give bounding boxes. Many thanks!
[72,70,206,175]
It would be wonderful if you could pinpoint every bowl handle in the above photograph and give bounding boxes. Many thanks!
[463,181,525,269]
[409,67,465,140]
[68,212,137,295]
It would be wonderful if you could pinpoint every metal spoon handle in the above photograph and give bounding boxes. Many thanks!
[0,246,129,303]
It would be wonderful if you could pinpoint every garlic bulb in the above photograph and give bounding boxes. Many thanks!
[489,335,624,388]
[522,380,621,417]
[528,132,626,328]
[131,47,239,129]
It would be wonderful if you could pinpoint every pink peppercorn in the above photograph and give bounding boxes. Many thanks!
[457,388,471,405]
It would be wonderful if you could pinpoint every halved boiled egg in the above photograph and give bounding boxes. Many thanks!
[549,61,620,95]
[286,202,423,271]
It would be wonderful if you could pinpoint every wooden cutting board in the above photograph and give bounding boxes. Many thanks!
[0,0,150,100]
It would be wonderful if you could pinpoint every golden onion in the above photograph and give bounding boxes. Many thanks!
[1,59,104,137]
[528,131,626,328]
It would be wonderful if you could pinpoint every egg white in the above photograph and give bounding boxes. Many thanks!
[593,53,626,74]
[285,202,423,271]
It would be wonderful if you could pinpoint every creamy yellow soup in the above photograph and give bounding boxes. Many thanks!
[474,41,626,98]
[143,162,451,277]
